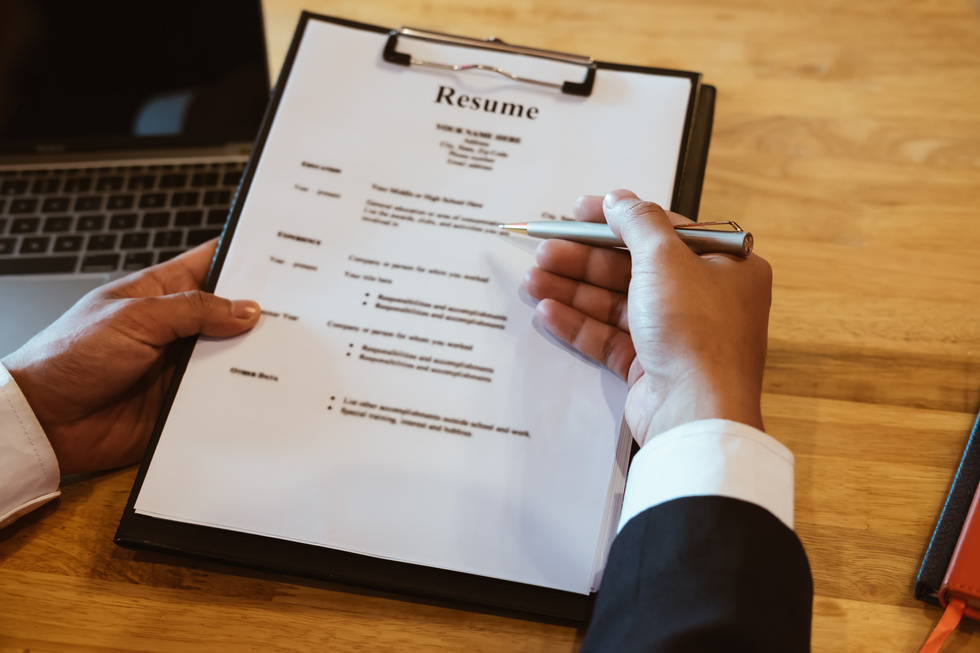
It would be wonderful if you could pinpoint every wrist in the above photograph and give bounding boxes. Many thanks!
[635,365,764,446]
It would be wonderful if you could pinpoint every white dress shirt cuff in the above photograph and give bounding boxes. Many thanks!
[0,362,60,528]
[618,418,795,532]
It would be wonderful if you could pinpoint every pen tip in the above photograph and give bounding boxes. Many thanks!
[498,223,528,232]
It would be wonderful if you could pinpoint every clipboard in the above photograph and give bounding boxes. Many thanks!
[114,11,717,622]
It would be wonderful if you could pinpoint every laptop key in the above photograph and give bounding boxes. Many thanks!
[10,198,39,214]
[0,180,28,195]
[11,217,40,234]
[109,213,138,230]
[96,176,123,191]
[222,171,242,187]
[121,232,150,249]
[77,215,106,231]
[74,196,103,212]
[153,231,183,248]
[54,235,84,252]
[206,209,228,225]
[42,197,71,212]
[142,212,170,228]
[0,199,5,214]
[157,250,183,264]
[160,173,188,189]
[128,175,155,190]
[81,253,120,272]
[124,252,154,270]
[0,217,6,233]
[175,210,203,226]
[171,191,200,207]
[202,190,231,205]
[0,255,79,275]
[192,172,219,187]
[87,234,117,251]
[186,228,222,246]
[0,238,15,254]
[139,193,167,209]
[20,236,51,254]
[63,177,93,193]
[107,194,135,210]
[31,178,60,194]
[43,216,73,232]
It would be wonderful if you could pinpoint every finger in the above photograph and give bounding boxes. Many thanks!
[602,189,693,263]
[118,290,260,347]
[152,238,221,294]
[577,194,695,228]
[523,268,629,331]
[173,237,220,279]
[108,239,221,299]
[535,298,635,381]
[535,238,632,292]
[572,195,607,223]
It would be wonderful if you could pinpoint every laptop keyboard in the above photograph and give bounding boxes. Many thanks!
[0,161,245,276]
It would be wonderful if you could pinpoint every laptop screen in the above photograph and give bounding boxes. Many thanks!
[0,0,270,154]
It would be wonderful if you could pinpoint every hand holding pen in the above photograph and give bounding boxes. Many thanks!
[520,190,772,445]
[499,216,753,257]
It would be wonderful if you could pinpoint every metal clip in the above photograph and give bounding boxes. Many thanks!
[675,220,744,233]
[383,28,597,97]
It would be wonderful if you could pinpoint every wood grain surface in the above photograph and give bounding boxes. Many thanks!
[3,1,980,650]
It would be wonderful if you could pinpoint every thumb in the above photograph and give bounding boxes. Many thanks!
[132,291,261,346]
[602,189,687,263]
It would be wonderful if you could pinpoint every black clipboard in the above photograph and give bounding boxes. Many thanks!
[114,11,717,623]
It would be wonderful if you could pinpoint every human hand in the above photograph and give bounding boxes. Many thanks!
[522,190,772,446]
[1,240,260,474]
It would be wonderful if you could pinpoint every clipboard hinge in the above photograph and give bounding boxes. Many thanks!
[383,28,596,97]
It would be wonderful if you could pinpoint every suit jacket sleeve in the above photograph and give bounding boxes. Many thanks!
[582,496,813,653]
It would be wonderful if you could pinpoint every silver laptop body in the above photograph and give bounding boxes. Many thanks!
[0,1,270,356]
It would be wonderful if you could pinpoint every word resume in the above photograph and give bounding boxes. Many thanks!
[132,18,695,595]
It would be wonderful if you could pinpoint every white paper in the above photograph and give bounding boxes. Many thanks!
[134,19,694,594]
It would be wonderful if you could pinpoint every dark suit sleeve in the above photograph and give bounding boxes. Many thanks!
[582,496,813,653]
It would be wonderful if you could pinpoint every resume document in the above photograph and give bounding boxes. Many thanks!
[133,20,694,594]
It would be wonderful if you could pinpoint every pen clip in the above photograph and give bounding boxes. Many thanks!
[675,220,744,233]
[383,27,598,96]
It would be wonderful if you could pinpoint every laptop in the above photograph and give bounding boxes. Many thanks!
[0,0,270,356]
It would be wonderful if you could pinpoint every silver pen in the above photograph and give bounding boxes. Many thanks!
[497,220,753,257]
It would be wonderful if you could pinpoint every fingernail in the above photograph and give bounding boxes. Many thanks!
[231,300,260,320]
[603,189,636,208]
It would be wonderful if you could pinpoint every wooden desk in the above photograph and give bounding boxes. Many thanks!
[3,1,980,650]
